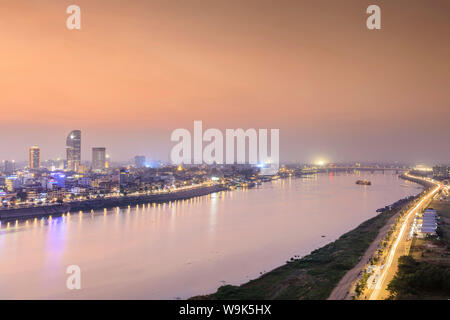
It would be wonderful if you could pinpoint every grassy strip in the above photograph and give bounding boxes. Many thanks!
[193,206,408,300]
[387,256,450,299]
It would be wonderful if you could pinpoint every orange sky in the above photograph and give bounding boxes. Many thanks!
[1,0,449,163]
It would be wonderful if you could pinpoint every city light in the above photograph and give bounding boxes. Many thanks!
[314,159,327,166]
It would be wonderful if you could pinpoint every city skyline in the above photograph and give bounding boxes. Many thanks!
[2,131,450,166]
[1,0,449,163]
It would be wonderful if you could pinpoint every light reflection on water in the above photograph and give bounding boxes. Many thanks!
[0,172,421,299]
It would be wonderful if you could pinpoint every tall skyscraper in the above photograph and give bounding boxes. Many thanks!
[134,155,146,168]
[92,147,106,171]
[66,130,81,172]
[29,146,41,169]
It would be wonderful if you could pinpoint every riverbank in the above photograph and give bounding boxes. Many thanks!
[192,176,423,300]
[0,184,226,222]
[330,174,434,299]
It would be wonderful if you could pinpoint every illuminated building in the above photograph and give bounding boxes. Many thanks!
[29,146,41,169]
[49,172,66,188]
[66,130,81,172]
[119,169,134,191]
[134,155,146,168]
[105,154,110,169]
[78,164,88,174]
[5,176,20,192]
[414,164,433,172]
[92,147,106,171]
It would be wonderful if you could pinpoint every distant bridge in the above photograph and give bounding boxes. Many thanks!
[299,167,408,174]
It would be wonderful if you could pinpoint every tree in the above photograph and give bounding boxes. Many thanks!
[17,191,28,202]
[388,255,450,299]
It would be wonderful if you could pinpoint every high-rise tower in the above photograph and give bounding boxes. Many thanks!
[29,146,41,169]
[66,130,81,172]
[92,147,106,171]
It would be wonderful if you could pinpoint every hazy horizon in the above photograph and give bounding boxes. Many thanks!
[2,0,449,164]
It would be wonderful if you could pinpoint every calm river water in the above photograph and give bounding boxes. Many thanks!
[0,172,421,299]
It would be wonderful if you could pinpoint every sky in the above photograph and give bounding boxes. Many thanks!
[1,0,449,164]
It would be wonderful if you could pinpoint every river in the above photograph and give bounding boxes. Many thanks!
[0,172,421,299]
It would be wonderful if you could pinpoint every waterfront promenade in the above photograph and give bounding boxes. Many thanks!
[0,184,226,221]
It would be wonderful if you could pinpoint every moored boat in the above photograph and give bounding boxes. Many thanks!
[356,180,372,185]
